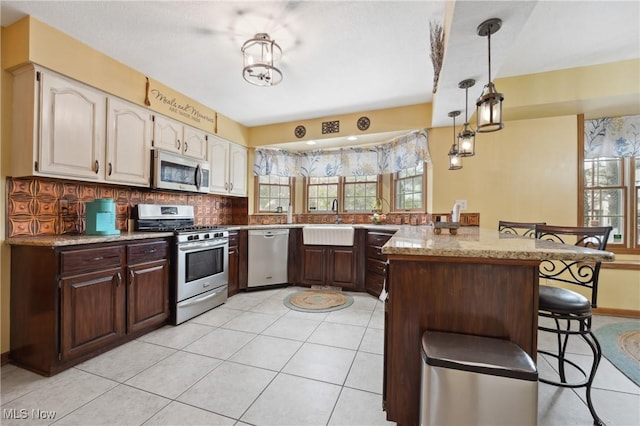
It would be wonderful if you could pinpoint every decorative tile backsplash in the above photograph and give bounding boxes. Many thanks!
[6,177,248,238]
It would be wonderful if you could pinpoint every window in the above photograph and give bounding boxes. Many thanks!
[581,156,639,251]
[307,176,339,212]
[343,175,379,212]
[392,162,425,211]
[256,175,292,213]
[305,175,380,213]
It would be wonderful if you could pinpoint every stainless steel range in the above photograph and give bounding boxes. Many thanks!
[135,204,228,325]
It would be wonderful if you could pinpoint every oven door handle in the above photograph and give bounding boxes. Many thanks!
[180,287,226,307]
[178,240,228,251]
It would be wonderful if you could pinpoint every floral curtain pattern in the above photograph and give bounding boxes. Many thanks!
[253,148,298,177]
[253,129,430,177]
[584,115,640,158]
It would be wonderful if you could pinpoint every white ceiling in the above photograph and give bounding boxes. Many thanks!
[2,1,639,144]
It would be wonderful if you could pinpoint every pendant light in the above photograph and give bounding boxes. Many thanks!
[448,111,462,170]
[241,33,283,87]
[476,18,504,132]
[457,79,476,156]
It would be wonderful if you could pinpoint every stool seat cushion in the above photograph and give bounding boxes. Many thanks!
[539,285,591,314]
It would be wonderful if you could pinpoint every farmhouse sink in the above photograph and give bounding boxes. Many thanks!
[303,225,355,246]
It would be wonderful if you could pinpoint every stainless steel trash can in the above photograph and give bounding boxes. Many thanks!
[420,331,538,426]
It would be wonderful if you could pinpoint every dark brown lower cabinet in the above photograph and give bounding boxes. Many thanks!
[300,245,358,290]
[228,231,239,296]
[60,266,125,362]
[10,238,170,376]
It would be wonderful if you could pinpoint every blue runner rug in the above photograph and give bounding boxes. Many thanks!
[594,322,640,387]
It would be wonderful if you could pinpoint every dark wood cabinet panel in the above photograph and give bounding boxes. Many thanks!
[60,246,123,275]
[301,246,326,285]
[60,268,125,361]
[10,238,170,376]
[236,230,248,290]
[364,230,394,297]
[327,247,357,289]
[228,237,239,296]
[383,256,538,425]
[127,260,169,333]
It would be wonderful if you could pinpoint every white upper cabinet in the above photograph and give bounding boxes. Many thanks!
[153,115,207,160]
[106,97,153,186]
[228,142,248,196]
[183,126,208,160]
[39,71,106,180]
[208,136,247,197]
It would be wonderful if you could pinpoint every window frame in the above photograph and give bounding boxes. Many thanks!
[303,175,382,214]
[253,175,295,214]
[391,162,427,213]
[578,115,639,254]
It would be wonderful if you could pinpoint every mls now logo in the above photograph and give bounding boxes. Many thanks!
[3,409,28,419]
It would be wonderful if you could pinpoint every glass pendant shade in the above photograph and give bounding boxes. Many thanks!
[242,33,283,87]
[476,82,504,132]
[448,144,462,170]
[476,18,504,133]
[447,110,462,170]
[457,125,475,156]
[457,79,476,156]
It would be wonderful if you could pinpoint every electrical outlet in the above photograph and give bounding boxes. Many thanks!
[455,199,467,210]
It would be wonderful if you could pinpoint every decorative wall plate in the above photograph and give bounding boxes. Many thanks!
[294,125,306,138]
[357,116,370,131]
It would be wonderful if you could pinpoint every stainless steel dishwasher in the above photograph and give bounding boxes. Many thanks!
[248,229,289,288]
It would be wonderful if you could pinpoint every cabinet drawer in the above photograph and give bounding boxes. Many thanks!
[228,231,239,247]
[367,231,395,247]
[367,258,387,275]
[367,245,388,261]
[60,246,124,276]
[365,272,385,295]
[127,241,168,264]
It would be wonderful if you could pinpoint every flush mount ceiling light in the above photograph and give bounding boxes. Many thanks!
[241,33,283,87]
[476,18,504,133]
[448,110,462,170]
[458,79,476,157]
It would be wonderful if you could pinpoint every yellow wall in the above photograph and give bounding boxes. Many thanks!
[249,103,431,147]
[1,28,13,356]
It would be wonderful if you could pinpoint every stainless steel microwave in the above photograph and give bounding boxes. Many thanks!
[151,149,210,193]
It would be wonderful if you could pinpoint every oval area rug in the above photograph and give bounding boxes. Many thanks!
[284,290,354,313]
[594,322,640,386]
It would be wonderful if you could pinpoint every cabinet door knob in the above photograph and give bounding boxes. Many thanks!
[116,272,122,286]
[177,139,181,150]
[230,182,233,191]
[129,269,135,284]
[95,160,99,174]
[108,163,113,176]
[184,141,188,152]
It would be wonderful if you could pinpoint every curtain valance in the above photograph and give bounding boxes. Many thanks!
[253,129,430,177]
[584,115,640,159]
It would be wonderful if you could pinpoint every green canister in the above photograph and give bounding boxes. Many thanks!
[85,198,120,236]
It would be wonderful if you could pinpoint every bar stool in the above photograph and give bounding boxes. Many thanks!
[534,225,612,426]
[498,220,546,238]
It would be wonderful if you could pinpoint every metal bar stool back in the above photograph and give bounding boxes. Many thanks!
[498,220,546,238]
[534,224,612,426]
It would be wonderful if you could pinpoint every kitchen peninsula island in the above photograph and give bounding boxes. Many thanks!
[380,226,614,426]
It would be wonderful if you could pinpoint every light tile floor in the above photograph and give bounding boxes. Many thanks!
[1,287,638,425]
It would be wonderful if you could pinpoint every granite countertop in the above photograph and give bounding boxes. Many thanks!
[382,226,615,262]
[5,224,401,247]
[5,231,175,247]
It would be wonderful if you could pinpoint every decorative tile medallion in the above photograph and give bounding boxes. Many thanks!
[357,116,371,131]
[322,120,340,134]
[294,125,306,139]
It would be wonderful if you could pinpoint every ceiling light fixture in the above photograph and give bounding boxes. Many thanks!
[347,136,358,141]
[306,140,316,145]
[448,111,462,170]
[457,79,476,157]
[241,33,283,87]
[476,18,504,132]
